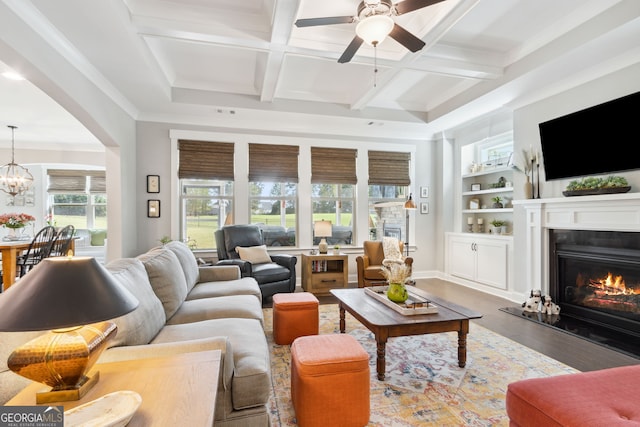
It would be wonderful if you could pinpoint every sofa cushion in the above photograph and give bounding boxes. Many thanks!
[163,241,200,293]
[236,245,272,264]
[137,248,188,319]
[167,294,264,327]
[105,258,166,347]
[151,318,270,410]
[186,277,262,302]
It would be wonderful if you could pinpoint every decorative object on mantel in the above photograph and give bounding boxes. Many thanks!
[562,176,630,197]
[512,148,536,199]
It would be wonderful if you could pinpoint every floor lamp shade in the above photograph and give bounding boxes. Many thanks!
[0,257,139,402]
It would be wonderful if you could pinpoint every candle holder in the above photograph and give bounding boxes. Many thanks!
[530,159,535,199]
[477,224,484,233]
[467,223,474,233]
[536,163,541,198]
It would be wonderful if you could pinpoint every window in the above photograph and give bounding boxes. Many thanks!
[367,151,411,241]
[181,180,233,250]
[47,170,107,230]
[249,144,299,247]
[178,140,234,250]
[310,147,357,245]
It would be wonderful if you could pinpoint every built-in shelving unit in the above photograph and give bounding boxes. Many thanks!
[462,166,514,233]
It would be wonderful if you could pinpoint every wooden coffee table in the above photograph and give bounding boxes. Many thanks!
[331,287,482,380]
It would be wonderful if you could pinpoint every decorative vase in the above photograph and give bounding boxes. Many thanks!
[387,282,408,303]
[524,175,533,199]
[6,226,24,240]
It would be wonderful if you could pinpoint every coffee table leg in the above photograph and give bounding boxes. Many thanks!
[339,304,346,333]
[376,339,387,380]
[457,321,469,368]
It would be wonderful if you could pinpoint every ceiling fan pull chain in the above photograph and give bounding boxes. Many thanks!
[373,41,378,87]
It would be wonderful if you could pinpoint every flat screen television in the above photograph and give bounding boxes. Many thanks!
[539,90,640,181]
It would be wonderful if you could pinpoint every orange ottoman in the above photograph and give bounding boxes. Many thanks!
[272,292,319,345]
[506,365,640,426]
[291,334,370,427]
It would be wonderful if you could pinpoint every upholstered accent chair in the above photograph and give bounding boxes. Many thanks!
[356,240,414,288]
[215,224,297,300]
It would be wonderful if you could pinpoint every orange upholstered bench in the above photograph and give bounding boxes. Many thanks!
[272,292,319,345]
[291,334,370,427]
[506,364,640,427]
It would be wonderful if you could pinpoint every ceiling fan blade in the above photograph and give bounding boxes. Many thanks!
[338,36,364,63]
[389,24,426,52]
[394,0,445,15]
[295,16,355,27]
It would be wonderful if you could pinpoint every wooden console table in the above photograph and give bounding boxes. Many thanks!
[7,350,221,426]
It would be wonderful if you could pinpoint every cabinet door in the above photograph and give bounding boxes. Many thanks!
[475,239,508,289]
[449,237,476,281]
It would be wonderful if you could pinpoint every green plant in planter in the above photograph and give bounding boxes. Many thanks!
[565,175,628,191]
[490,219,506,227]
[491,196,503,208]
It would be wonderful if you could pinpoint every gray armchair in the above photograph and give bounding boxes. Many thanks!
[214,224,297,301]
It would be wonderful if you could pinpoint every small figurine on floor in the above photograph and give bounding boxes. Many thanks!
[542,295,561,315]
[521,289,542,313]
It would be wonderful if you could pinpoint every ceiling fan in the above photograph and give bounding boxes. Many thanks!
[295,0,446,63]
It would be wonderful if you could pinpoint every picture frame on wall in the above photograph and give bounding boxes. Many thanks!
[420,186,429,198]
[420,202,429,214]
[147,175,160,193]
[147,199,160,218]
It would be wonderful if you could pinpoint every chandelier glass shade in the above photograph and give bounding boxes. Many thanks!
[0,125,33,197]
[356,15,394,46]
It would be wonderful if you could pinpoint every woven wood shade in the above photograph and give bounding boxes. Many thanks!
[368,150,411,186]
[249,144,299,182]
[47,169,89,193]
[311,147,357,184]
[88,171,106,193]
[178,140,235,180]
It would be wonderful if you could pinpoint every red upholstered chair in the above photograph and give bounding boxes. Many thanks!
[356,240,413,288]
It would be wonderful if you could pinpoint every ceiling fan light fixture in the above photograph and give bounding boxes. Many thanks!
[356,15,394,46]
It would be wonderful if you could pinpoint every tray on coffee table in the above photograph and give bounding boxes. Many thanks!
[364,286,438,315]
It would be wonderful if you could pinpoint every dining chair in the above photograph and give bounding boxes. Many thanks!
[16,226,57,277]
[49,225,75,257]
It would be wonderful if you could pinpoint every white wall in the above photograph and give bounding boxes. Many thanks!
[511,62,640,296]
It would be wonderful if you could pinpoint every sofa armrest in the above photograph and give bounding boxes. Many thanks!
[216,259,253,277]
[99,337,234,390]
[198,265,241,282]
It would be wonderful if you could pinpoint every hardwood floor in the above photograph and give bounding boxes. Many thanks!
[281,278,639,372]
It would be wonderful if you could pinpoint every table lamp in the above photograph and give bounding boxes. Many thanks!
[404,193,417,258]
[313,220,332,254]
[0,256,138,403]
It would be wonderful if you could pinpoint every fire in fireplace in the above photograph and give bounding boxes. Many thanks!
[550,229,640,340]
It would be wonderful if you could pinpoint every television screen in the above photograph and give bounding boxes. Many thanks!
[539,90,640,181]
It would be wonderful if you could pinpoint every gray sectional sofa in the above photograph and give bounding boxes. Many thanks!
[0,241,271,427]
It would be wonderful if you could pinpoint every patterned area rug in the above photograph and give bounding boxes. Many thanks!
[265,304,579,426]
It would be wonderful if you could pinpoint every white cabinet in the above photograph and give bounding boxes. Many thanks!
[446,232,511,290]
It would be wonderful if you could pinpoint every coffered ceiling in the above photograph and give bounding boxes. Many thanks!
[0,0,638,149]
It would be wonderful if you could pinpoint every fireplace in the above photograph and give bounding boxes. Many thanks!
[549,229,640,341]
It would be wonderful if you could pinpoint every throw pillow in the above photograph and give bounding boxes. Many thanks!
[90,229,107,246]
[236,245,272,264]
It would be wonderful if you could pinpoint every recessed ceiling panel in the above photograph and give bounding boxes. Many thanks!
[145,37,263,95]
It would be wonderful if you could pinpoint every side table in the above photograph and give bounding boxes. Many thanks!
[6,350,221,426]
[301,253,349,295]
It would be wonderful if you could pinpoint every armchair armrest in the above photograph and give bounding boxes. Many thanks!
[216,259,253,277]
[355,255,370,288]
[198,265,241,282]
[270,254,297,270]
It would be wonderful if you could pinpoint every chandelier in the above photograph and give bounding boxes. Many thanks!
[0,125,33,197]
